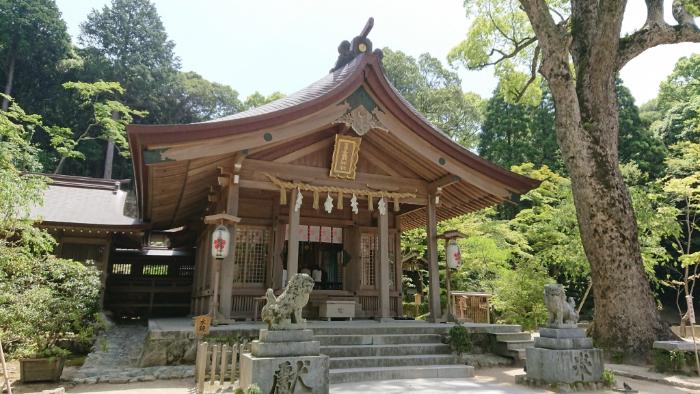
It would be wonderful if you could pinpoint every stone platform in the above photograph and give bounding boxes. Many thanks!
[240,329,329,394]
[525,327,603,385]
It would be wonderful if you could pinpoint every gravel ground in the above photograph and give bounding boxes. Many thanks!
[8,367,700,394]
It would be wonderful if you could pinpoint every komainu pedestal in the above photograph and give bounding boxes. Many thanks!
[524,284,603,387]
[239,274,329,393]
[240,329,329,394]
[526,327,603,384]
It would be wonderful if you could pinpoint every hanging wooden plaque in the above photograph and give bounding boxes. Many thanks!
[329,134,361,180]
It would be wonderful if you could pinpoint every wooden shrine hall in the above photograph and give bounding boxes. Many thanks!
[126,21,539,323]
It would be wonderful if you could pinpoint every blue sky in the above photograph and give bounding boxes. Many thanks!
[55,0,700,105]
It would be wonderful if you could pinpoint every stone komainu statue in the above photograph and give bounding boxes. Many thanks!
[544,283,579,327]
[261,273,315,330]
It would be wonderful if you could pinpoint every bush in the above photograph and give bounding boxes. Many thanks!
[491,259,553,330]
[0,248,100,358]
[601,369,616,387]
[447,324,472,355]
[235,384,262,394]
[653,349,693,374]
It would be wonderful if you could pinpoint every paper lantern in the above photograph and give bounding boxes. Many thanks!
[446,239,461,269]
[211,225,231,259]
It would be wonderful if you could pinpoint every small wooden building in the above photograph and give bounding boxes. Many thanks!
[126,32,538,322]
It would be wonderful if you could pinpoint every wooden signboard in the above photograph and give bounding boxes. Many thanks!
[194,315,212,337]
[329,134,361,180]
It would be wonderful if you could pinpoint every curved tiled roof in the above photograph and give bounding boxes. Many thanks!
[204,56,366,123]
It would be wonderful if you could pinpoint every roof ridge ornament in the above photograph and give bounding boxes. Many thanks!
[330,17,382,72]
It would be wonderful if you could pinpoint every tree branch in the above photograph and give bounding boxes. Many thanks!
[479,36,538,68]
[617,0,700,70]
[513,45,541,102]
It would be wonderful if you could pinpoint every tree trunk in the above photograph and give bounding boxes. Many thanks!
[54,157,66,175]
[517,0,672,359]
[2,53,16,111]
[103,138,115,179]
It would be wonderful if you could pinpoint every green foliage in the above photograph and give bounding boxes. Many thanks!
[616,80,667,176]
[0,99,101,358]
[447,0,569,104]
[510,164,588,286]
[479,87,562,174]
[653,349,694,374]
[243,91,285,110]
[601,369,616,387]
[171,71,243,122]
[381,48,484,148]
[0,0,72,109]
[54,81,145,172]
[0,252,100,358]
[235,384,262,394]
[447,325,472,355]
[79,0,178,124]
[491,258,553,330]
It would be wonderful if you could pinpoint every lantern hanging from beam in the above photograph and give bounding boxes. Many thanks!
[446,239,461,269]
[211,224,231,259]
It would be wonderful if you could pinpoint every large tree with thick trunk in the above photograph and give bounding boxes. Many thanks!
[451,0,700,358]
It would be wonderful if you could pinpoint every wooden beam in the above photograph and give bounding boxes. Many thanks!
[274,137,333,164]
[426,191,441,323]
[428,175,461,191]
[147,104,348,162]
[242,159,428,195]
[375,111,512,198]
[202,213,241,225]
[239,179,428,205]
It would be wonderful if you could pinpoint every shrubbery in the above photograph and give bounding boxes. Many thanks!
[0,246,100,358]
[0,97,101,358]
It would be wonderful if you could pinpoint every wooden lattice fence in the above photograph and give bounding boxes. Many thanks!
[195,340,250,394]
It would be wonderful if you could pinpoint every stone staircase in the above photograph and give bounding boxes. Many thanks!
[312,324,473,384]
[491,331,534,365]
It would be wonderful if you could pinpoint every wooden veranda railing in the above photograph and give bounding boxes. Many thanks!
[194,341,249,394]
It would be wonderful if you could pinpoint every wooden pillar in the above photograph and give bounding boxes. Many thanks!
[286,189,300,280]
[426,192,441,322]
[395,215,403,317]
[272,223,285,290]
[378,210,390,319]
[219,175,240,320]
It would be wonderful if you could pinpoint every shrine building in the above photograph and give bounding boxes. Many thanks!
[34,23,539,323]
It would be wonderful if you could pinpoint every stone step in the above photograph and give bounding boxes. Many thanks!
[330,354,458,369]
[330,365,474,384]
[320,343,451,358]
[495,332,532,342]
[313,324,522,336]
[316,333,443,346]
[313,326,450,336]
[501,340,535,351]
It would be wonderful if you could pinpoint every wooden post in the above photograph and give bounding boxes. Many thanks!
[195,342,208,394]
[378,210,390,319]
[210,344,219,385]
[286,189,301,279]
[426,192,441,322]
[219,344,228,385]
[445,241,453,322]
[219,175,240,320]
[230,344,238,382]
[0,338,11,394]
